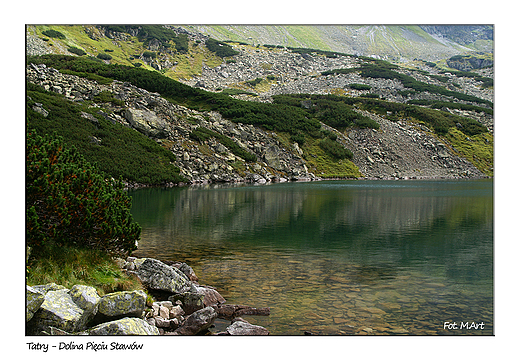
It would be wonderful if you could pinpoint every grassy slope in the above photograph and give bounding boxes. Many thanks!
[30,25,223,80]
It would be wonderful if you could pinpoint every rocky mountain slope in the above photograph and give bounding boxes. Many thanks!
[183,25,493,62]
[25,25,494,184]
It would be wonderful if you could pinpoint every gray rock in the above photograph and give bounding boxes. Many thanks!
[226,320,269,335]
[169,292,205,315]
[97,290,146,318]
[133,258,192,294]
[26,286,45,322]
[68,285,100,328]
[123,108,171,138]
[87,317,160,335]
[29,289,85,333]
[172,306,217,335]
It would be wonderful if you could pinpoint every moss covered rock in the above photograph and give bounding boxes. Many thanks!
[97,290,146,318]
[87,317,159,335]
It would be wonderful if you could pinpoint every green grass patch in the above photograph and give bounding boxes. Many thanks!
[26,246,142,296]
[443,127,494,177]
[302,138,362,178]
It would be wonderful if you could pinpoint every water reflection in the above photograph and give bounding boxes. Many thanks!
[129,180,493,335]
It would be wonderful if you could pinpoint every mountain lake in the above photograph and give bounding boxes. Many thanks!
[128,179,493,335]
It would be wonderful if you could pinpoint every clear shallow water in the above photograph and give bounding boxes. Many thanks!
[129,179,493,335]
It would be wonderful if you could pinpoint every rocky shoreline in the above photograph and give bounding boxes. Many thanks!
[26,256,270,336]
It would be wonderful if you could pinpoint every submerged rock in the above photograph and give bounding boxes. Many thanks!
[226,319,269,335]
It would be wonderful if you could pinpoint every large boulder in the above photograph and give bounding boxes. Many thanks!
[169,292,204,315]
[26,286,45,322]
[28,288,85,334]
[264,145,282,170]
[172,306,217,335]
[68,285,101,329]
[87,317,160,335]
[132,258,192,294]
[192,285,226,307]
[123,108,171,138]
[97,290,147,318]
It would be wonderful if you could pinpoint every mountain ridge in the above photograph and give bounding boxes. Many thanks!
[25,25,494,184]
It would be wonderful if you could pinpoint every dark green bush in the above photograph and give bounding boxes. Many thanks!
[26,130,141,258]
[246,77,263,87]
[205,38,239,57]
[142,51,157,59]
[318,138,353,159]
[67,47,86,56]
[42,29,65,39]
[349,83,371,91]
[97,53,112,61]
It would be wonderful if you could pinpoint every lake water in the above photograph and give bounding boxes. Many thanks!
[128,179,493,335]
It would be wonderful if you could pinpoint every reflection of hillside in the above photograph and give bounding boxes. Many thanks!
[130,180,492,269]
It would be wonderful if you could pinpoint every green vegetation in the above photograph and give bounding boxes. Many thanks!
[26,81,184,185]
[27,55,321,139]
[245,77,263,87]
[443,127,494,177]
[318,138,353,159]
[26,245,142,296]
[42,29,65,39]
[190,126,257,162]
[349,83,372,91]
[322,62,493,108]
[275,93,487,137]
[205,38,239,57]
[97,52,112,61]
[26,130,141,258]
[67,47,86,56]
[273,94,380,130]
[407,99,493,116]
[142,51,157,59]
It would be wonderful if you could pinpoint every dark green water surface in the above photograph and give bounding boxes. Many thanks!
[129,179,493,335]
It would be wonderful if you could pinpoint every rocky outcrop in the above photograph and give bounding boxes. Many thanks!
[26,257,269,336]
[26,63,316,184]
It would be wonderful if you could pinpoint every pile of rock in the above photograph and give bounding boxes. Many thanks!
[26,257,270,336]
[26,63,317,184]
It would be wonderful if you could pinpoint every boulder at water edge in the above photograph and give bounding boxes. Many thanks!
[132,258,192,294]
[87,317,160,335]
[171,306,218,335]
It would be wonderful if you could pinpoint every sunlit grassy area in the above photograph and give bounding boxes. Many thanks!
[443,127,494,177]
[26,246,142,296]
